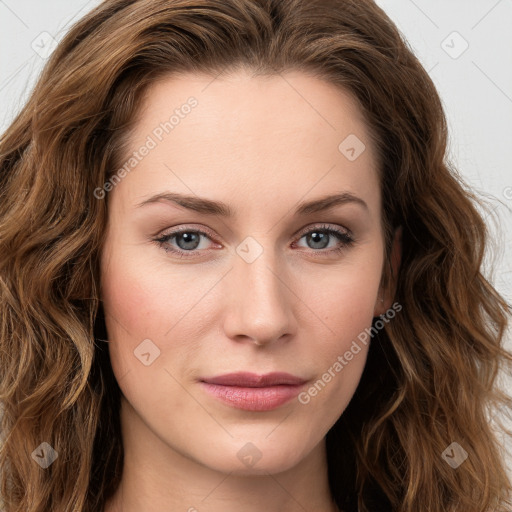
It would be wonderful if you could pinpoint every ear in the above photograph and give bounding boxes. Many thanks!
[374,226,402,316]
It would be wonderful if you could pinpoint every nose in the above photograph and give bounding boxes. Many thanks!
[222,248,297,347]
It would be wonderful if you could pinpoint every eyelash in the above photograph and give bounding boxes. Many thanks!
[153,224,355,259]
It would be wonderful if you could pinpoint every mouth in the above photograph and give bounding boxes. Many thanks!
[199,372,308,412]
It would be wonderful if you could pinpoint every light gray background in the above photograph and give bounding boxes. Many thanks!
[1,0,511,477]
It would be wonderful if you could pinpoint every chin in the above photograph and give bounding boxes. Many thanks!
[195,437,311,476]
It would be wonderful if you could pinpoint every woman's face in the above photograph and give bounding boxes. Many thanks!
[100,69,393,475]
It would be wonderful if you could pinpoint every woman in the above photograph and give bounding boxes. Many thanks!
[0,0,511,511]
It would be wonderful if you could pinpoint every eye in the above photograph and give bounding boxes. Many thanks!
[153,226,216,258]
[153,223,355,259]
[293,224,355,255]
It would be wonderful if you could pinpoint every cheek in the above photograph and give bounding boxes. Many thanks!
[100,246,176,378]
[100,231,196,341]
[100,239,213,391]
[295,250,382,411]
[330,274,379,339]
[101,261,160,342]
[312,277,375,377]
[305,253,383,347]
[100,257,195,419]
[296,281,375,428]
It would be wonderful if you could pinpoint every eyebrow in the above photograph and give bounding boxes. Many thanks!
[135,191,368,216]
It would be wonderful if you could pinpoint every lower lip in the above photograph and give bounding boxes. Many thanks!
[200,382,304,411]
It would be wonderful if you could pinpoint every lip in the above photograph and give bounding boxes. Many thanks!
[199,372,308,411]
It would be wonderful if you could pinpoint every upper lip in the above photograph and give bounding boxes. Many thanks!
[201,372,307,387]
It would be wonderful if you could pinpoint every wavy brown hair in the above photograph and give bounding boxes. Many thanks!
[1,0,511,510]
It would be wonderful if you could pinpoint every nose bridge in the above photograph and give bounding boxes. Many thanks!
[222,236,295,344]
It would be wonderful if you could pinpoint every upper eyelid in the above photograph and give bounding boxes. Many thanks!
[296,223,351,236]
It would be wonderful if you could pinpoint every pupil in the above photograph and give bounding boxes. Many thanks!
[309,231,328,249]
[178,232,200,250]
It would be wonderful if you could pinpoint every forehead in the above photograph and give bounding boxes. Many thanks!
[133,69,372,145]
[114,69,380,214]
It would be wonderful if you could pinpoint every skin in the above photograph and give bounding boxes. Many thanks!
[100,69,401,512]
